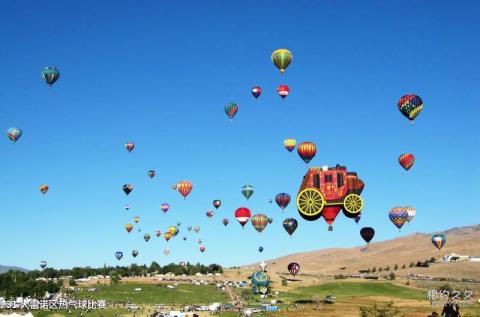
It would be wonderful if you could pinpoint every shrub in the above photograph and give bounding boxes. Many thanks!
[394,264,398,270]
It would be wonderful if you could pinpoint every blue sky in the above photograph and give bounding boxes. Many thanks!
[0,0,479,270]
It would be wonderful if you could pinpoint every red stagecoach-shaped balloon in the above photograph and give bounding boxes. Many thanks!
[296,164,364,231]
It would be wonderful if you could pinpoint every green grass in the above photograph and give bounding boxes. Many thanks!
[32,308,128,317]
[74,283,229,305]
[279,281,426,302]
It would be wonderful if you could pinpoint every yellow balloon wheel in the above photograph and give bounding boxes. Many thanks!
[343,194,363,214]
[297,188,325,219]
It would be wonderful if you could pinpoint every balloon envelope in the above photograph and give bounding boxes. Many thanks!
[242,185,254,199]
[275,193,291,210]
[360,227,375,243]
[288,262,300,276]
[271,49,293,73]
[235,207,251,228]
[251,214,269,233]
[225,103,238,120]
[177,181,192,198]
[282,218,298,236]
[398,94,423,123]
[398,153,415,170]
[283,138,296,152]
[297,142,316,164]
[252,86,262,99]
[6,127,22,143]
[41,67,60,86]
[431,234,446,250]
[123,184,133,195]
[40,261,47,269]
[115,251,123,260]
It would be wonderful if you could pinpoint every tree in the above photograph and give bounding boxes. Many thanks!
[389,273,396,280]
[385,266,390,271]
[359,301,402,317]
[430,257,436,263]
[372,267,377,273]
[409,262,415,268]
[402,264,406,269]
[110,272,121,284]
[148,261,161,273]
[394,264,398,270]
[378,268,382,272]
[69,278,76,286]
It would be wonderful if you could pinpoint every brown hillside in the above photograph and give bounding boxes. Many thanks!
[244,224,480,280]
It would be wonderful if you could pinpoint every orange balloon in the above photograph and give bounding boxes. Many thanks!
[177,180,193,199]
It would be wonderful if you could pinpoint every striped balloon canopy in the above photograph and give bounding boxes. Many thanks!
[271,49,293,73]
[398,153,415,171]
[251,214,269,233]
[431,234,446,250]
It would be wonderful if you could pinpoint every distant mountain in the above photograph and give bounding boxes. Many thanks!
[244,224,480,280]
[0,265,29,273]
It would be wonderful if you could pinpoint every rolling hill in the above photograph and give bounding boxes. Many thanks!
[244,224,480,280]
[0,265,29,273]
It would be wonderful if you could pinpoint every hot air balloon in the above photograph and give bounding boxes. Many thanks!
[389,207,409,230]
[271,49,293,73]
[199,246,206,253]
[171,184,177,190]
[235,207,251,228]
[164,232,172,242]
[183,236,187,241]
[187,225,193,232]
[242,185,254,199]
[213,200,221,209]
[277,85,290,99]
[124,204,130,211]
[297,142,316,164]
[174,227,179,236]
[155,230,161,238]
[133,216,140,223]
[6,127,22,143]
[251,214,269,233]
[222,218,229,226]
[115,251,123,260]
[198,239,203,245]
[125,223,133,233]
[360,227,375,244]
[283,138,296,152]
[138,228,141,232]
[258,246,264,253]
[398,154,415,171]
[125,142,135,153]
[282,218,298,236]
[163,249,170,256]
[406,206,416,223]
[252,86,262,99]
[168,226,177,235]
[177,180,192,199]
[206,210,214,218]
[40,261,47,269]
[398,94,423,124]
[148,170,156,178]
[144,234,150,242]
[161,203,170,213]
[193,226,200,233]
[225,102,238,120]
[431,234,446,250]
[132,250,138,258]
[275,193,291,210]
[322,206,342,231]
[251,271,270,294]
[354,214,361,224]
[176,222,181,227]
[123,184,133,195]
[39,185,49,195]
[268,217,273,224]
[287,262,300,276]
[41,67,60,87]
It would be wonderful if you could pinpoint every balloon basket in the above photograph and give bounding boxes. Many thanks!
[328,226,333,231]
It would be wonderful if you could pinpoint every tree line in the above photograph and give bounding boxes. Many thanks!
[0,262,223,298]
